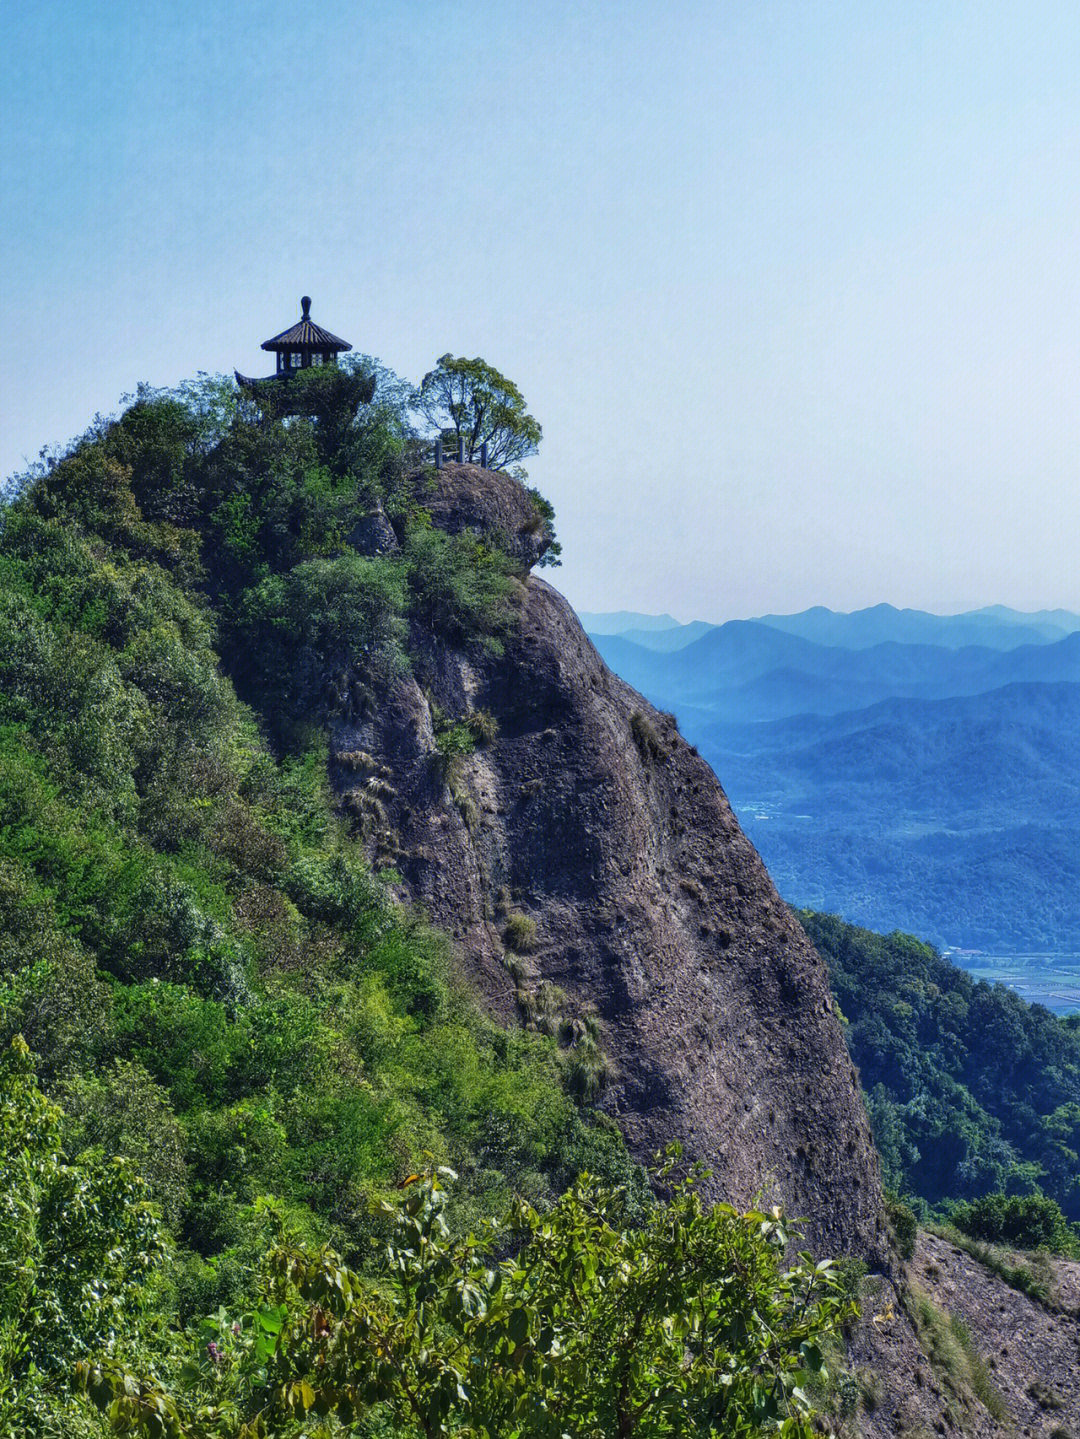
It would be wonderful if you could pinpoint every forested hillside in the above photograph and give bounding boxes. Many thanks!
[802,911,1080,1222]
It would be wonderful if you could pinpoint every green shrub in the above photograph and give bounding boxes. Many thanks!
[630,710,664,762]
[503,911,538,953]
[430,706,498,818]
[404,524,518,647]
[884,1190,918,1260]
[947,1191,1079,1256]
[362,916,450,1021]
[434,720,476,761]
[83,1155,856,1439]
[281,1081,399,1210]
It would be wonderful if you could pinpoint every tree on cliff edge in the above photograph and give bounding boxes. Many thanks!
[418,353,542,475]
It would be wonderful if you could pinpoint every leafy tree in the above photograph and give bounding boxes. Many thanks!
[0,1036,165,1436]
[82,1153,854,1438]
[417,355,541,475]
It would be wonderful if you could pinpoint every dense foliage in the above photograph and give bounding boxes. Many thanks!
[0,1036,165,1437]
[80,1154,854,1438]
[801,911,1080,1225]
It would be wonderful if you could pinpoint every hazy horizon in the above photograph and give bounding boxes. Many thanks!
[580,600,1080,630]
[5,1,1080,619]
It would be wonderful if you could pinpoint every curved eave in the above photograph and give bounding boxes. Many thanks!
[235,370,281,387]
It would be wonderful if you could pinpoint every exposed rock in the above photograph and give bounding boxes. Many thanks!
[348,501,399,556]
[851,1231,1080,1436]
[332,556,886,1262]
[413,462,553,569]
[321,462,1080,1419]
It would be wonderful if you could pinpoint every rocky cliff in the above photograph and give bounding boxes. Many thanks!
[333,463,887,1262]
[330,463,1080,1433]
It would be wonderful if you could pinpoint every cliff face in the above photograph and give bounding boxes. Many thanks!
[334,464,886,1260]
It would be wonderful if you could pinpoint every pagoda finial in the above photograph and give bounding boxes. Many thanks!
[301,295,312,318]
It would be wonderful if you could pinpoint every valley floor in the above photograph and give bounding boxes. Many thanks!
[950,955,1080,1017]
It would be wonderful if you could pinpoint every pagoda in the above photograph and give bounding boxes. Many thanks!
[235,296,352,387]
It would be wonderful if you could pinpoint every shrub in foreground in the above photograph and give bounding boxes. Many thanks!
[82,1150,855,1438]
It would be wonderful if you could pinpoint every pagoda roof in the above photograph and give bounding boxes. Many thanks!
[261,296,352,353]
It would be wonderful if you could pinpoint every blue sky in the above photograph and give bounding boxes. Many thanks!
[3,1,1080,619]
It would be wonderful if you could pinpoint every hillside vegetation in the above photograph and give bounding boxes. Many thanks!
[0,373,855,1436]
[0,367,627,1229]
[801,911,1080,1226]
[0,369,647,1428]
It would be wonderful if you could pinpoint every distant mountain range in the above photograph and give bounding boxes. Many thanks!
[592,622,1080,723]
[581,603,1080,652]
[708,681,1080,825]
[731,603,1080,651]
[577,610,685,634]
[581,605,1080,950]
